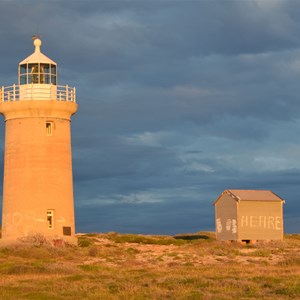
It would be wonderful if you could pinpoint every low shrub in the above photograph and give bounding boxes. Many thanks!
[78,236,94,247]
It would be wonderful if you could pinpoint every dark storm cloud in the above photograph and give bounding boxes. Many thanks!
[0,0,300,234]
[76,199,211,235]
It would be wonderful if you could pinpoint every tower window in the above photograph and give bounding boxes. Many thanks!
[46,121,53,135]
[47,210,54,229]
[63,227,71,236]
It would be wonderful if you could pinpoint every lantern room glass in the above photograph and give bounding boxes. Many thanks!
[19,63,57,85]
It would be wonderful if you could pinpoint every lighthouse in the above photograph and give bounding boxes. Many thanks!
[0,37,78,244]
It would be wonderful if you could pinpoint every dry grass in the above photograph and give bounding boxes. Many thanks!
[0,232,299,299]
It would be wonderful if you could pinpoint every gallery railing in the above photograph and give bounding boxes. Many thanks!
[0,84,76,102]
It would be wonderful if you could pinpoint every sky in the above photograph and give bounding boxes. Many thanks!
[0,0,299,234]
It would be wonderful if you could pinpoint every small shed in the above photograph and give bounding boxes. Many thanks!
[213,190,285,241]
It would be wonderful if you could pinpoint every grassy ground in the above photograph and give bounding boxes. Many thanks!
[0,232,299,299]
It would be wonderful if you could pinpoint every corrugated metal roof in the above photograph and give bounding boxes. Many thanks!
[228,189,284,201]
[213,189,285,205]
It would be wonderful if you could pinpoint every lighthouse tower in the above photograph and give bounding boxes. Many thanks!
[0,37,78,244]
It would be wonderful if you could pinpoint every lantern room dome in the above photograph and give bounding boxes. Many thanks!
[19,37,56,65]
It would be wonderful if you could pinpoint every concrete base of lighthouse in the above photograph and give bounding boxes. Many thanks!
[0,100,78,245]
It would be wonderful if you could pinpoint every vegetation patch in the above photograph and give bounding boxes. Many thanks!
[0,232,299,299]
[78,236,94,248]
[246,249,272,257]
[104,232,187,245]
[79,264,102,272]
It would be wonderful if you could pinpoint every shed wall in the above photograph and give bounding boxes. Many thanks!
[215,193,237,240]
[237,201,283,240]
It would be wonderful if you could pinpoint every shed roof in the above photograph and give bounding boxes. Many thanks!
[213,189,285,205]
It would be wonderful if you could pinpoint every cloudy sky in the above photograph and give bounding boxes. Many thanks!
[0,0,299,234]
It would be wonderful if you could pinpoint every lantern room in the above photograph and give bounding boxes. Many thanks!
[17,37,58,100]
[19,37,57,85]
[19,62,57,85]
